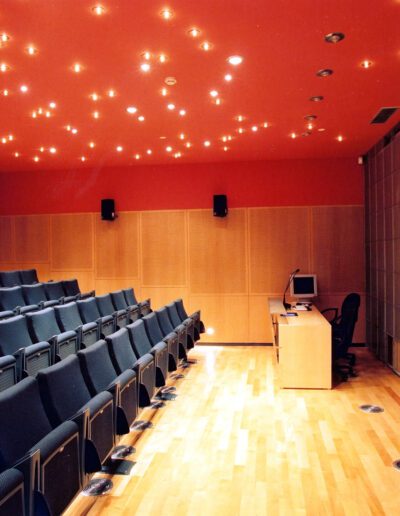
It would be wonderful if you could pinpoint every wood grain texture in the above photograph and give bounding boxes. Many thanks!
[51,213,94,270]
[249,207,311,293]
[141,211,186,286]
[64,345,400,516]
[189,209,247,294]
[14,215,49,263]
[312,206,365,293]
[96,212,140,279]
[0,217,14,262]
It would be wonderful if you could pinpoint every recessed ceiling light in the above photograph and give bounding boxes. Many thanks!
[49,102,56,109]
[142,51,151,60]
[33,156,40,162]
[92,4,106,15]
[204,140,211,147]
[0,63,10,72]
[135,153,141,160]
[185,142,191,148]
[201,41,212,51]
[89,141,95,148]
[140,63,151,72]
[126,106,138,114]
[224,74,233,81]
[1,137,7,144]
[188,28,201,38]
[65,125,71,131]
[167,103,175,110]
[310,96,324,102]
[304,114,317,121]
[90,92,99,101]
[179,109,186,116]
[324,32,345,44]
[92,111,100,119]
[159,136,167,140]
[238,127,244,134]
[337,135,344,142]
[222,136,228,142]
[45,111,51,118]
[81,156,86,162]
[2,89,9,96]
[39,147,45,153]
[159,54,167,63]
[306,123,314,130]
[210,90,219,98]
[179,133,185,140]
[37,108,43,115]
[8,135,13,141]
[290,132,297,139]
[166,146,172,152]
[318,128,326,132]
[14,152,20,158]
[20,85,28,93]
[251,126,258,132]
[236,115,244,122]
[71,128,78,134]
[26,45,38,55]
[165,76,177,86]
[146,149,152,155]
[263,122,269,128]
[223,146,229,152]
[137,115,145,122]
[116,145,123,152]
[1,33,10,44]
[49,147,57,154]
[316,68,333,77]
[160,8,173,20]
[361,60,373,69]
[174,152,181,158]
[215,98,221,105]
[72,63,82,73]
[107,89,116,97]
[227,55,243,66]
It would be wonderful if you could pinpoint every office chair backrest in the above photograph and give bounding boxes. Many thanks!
[340,293,361,348]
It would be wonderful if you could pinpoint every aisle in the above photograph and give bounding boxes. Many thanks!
[65,346,400,515]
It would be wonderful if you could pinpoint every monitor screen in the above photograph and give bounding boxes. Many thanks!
[290,274,317,298]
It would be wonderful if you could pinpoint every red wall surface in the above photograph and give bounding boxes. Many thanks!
[0,157,363,215]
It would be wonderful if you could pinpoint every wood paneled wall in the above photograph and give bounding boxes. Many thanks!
[0,206,365,343]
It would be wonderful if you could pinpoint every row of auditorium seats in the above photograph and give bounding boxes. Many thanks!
[0,269,39,287]
[0,295,204,515]
[0,279,95,321]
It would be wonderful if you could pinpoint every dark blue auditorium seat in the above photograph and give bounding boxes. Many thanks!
[0,467,25,515]
[54,302,99,349]
[175,298,205,335]
[62,278,95,300]
[143,312,179,372]
[122,288,138,307]
[0,286,39,315]
[0,271,21,288]
[22,283,59,309]
[96,294,128,329]
[111,290,140,323]
[19,269,38,285]
[166,302,195,349]
[156,307,188,361]
[43,281,76,304]
[77,297,115,337]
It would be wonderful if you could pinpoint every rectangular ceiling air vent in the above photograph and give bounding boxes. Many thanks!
[370,107,398,124]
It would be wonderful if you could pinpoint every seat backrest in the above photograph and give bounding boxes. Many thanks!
[78,340,117,395]
[156,307,175,335]
[27,307,61,342]
[62,279,80,297]
[54,302,83,332]
[166,302,182,328]
[37,355,92,427]
[122,288,138,306]
[43,281,65,301]
[127,320,152,357]
[174,298,189,320]
[339,293,361,348]
[106,328,136,374]
[0,315,33,355]
[19,269,38,285]
[96,294,115,317]
[0,287,26,311]
[76,297,101,323]
[0,271,21,288]
[0,377,52,469]
[143,312,165,345]
[110,290,128,311]
[22,283,48,305]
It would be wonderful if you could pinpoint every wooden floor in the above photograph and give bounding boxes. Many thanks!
[65,345,400,516]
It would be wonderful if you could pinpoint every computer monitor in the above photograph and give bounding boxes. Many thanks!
[290,274,317,301]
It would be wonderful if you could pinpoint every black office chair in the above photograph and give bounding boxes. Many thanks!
[322,293,360,380]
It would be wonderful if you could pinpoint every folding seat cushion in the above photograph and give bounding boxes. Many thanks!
[110,290,140,322]
[37,355,115,467]
[0,356,17,393]
[0,271,21,288]
[166,302,196,349]
[96,294,128,329]
[27,307,78,362]
[54,302,99,349]
[143,312,179,372]
[106,328,155,407]
[19,269,38,285]
[0,377,81,515]
[63,278,95,300]
[22,284,59,309]
[78,340,137,431]
[0,315,51,380]
[43,281,76,303]
[156,307,188,360]
[122,287,138,307]
[127,320,168,387]
[0,287,38,315]
[175,298,205,334]
[77,297,115,337]
[0,467,25,516]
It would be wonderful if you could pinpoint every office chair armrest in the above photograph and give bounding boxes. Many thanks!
[320,307,338,322]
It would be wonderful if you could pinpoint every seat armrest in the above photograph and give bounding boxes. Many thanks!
[13,449,41,516]
[13,306,22,315]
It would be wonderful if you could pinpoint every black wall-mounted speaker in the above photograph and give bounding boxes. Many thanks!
[101,198,116,221]
[213,194,228,217]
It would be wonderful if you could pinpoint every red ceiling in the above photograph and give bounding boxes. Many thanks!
[0,0,399,172]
